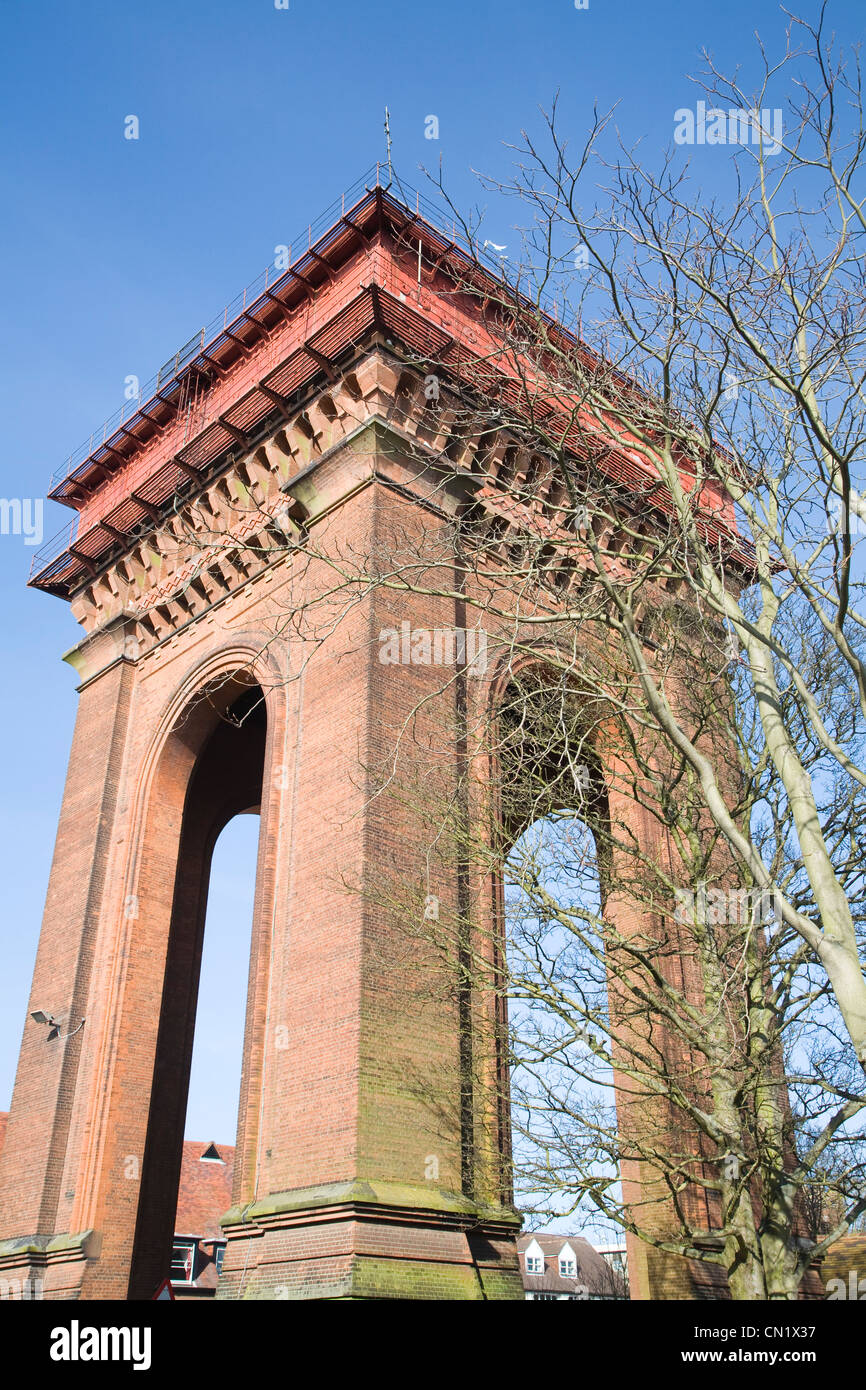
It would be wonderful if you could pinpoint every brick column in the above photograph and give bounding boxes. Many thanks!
[0,626,135,1296]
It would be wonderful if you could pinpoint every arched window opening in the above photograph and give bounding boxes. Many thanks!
[129,678,267,1300]
[498,673,623,1261]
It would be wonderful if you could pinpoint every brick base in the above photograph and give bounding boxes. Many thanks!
[0,1230,97,1300]
[216,1181,524,1300]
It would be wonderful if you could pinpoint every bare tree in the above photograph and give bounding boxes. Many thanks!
[426,5,866,1070]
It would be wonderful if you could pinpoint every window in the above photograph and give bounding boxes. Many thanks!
[170,1239,197,1284]
[214,1244,226,1275]
[525,1255,544,1274]
[559,1257,576,1278]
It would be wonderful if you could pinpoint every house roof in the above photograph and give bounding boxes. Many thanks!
[517,1232,619,1296]
[174,1140,234,1241]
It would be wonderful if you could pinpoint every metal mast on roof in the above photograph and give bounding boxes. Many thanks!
[383,107,393,190]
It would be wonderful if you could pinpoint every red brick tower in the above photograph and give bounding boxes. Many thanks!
[0,173,747,1300]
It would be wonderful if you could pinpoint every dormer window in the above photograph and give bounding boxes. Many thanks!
[524,1238,545,1275]
[170,1238,196,1284]
[558,1242,577,1278]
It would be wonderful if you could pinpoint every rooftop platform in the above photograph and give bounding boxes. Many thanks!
[29,165,752,598]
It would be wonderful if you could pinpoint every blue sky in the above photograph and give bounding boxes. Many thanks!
[1,0,860,1145]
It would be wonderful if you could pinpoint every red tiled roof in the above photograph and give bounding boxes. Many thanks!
[174,1140,234,1241]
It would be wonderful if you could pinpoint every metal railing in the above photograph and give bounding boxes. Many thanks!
[28,518,80,586]
[47,163,525,496]
[31,164,594,586]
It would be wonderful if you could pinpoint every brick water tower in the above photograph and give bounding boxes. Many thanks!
[0,172,748,1300]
